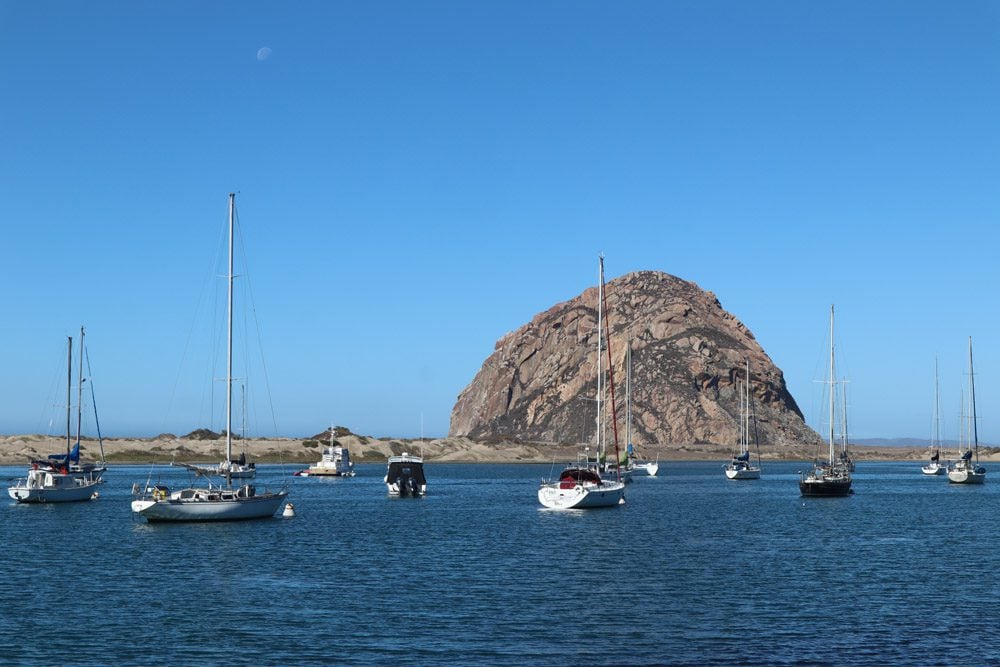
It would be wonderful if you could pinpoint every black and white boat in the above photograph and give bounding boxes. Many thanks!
[385,453,426,496]
[799,306,853,497]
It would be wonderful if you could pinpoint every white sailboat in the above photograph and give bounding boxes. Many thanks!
[724,359,761,480]
[132,193,288,521]
[948,337,986,485]
[624,337,659,477]
[799,305,853,497]
[538,256,626,510]
[219,385,256,479]
[8,329,106,503]
[922,358,947,476]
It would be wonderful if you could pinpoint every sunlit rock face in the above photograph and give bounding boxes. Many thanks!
[450,271,820,449]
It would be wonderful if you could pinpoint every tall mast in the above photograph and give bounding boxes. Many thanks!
[225,193,235,483]
[744,359,750,455]
[933,357,940,450]
[76,327,85,455]
[828,305,836,465]
[841,381,848,456]
[66,336,72,458]
[601,258,623,478]
[625,334,632,453]
[596,256,604,460]
[969,336,978,462]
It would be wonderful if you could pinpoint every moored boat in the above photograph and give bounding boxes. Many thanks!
[385,453,426,496]
[537,463,625,509]
[799,305,852,497]
[922,359,947,476]
[538,256,625,509]
[131,193,287,522]
[300,428,355,477]
[724,359,761,481]
[9,329,106,504]
[948,338,986,485]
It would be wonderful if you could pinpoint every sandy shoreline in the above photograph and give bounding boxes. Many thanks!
[2,433,994,466]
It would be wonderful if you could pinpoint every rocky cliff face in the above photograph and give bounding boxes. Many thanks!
[450,271,820,449]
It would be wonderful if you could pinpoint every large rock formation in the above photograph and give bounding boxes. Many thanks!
[450,271,820,449]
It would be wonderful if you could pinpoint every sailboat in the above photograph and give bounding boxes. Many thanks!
[724,359,761,480]
[624,337,659,477]
[218,385,256,479]
[922,358,947,476]
[838,382,855,472]
[8,328,106,503]
[538,256,626,509]
[947,337,986,485]
[131,193,289,521]
[799,305,853,497]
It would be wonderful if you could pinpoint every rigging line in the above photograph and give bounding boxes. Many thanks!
[83,345,106,463]
[234,207,281,442]
[160,205,230,437]
[37,338,68,436]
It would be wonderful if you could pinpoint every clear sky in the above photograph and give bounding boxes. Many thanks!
[3,2,1000,442]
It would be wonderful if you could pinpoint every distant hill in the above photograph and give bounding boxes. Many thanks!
[852,437,969,448]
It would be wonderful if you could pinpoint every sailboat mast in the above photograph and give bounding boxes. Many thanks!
[969,336,978,462]
[225,193,235,479]
[76,326,85,453]
[933,357,940,450]
[596,256,604,460]
[841,382,848,455]
[600,258,623,477]
[828,305,836,465]
[626,336,632,452]
[66,336,72,458]
[744,359,750,455]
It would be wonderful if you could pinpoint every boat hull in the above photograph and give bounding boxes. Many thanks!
[948,468,986,484]
[921,464,947,476]
[8,469,102,503]
[306,467,356,477]
[131,491,288,522]
[8,480,100,503]
[725,466,761,480]
[633,462,659,477]
[537,481,625,509]
[799,478,853,497]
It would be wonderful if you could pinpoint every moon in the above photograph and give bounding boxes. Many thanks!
[256,47,272,61]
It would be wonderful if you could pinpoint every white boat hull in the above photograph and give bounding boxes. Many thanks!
[948,468,986,484]
[922,463,947,476]
[8,469,101,503]
[8,479,100,503]
[132,489,288,522]
[633,462,659,476]
[386,482,426,497]
[537,481,625,509]
[724,466,761,480]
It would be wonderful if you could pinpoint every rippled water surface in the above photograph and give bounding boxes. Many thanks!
[2,460,1000,665]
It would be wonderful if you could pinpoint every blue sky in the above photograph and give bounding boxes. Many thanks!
[3,2,1000,442]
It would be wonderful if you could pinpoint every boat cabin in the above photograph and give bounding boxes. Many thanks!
[558,467,602,489]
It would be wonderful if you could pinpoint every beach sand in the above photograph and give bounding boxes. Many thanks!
[2,433,992,466]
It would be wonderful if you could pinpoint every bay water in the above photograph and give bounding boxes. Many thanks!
[1,460,998,665]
